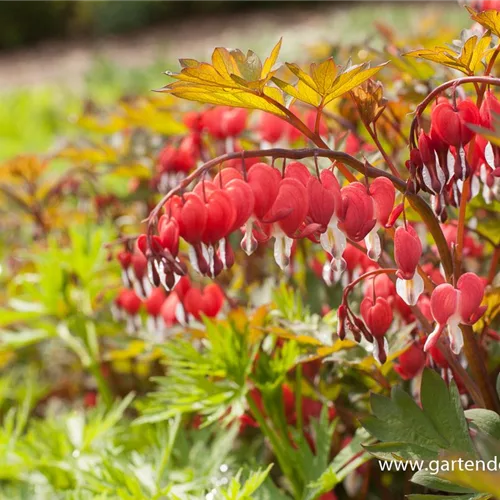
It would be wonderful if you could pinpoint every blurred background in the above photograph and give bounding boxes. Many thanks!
[0,1,468,160]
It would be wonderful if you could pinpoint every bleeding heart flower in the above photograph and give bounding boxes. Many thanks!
[258,112,288,144]
[285,161,312,186]
[431,100,480,180]
[247,163,282,219]
[184,283,225,320]
[144,287,168,339]
[394,342,426,380]
[144,287,166,317]
[338,182,377,242]
[425,272,486,354]
[201,189,235,245]
[480,90,500,130]
[241,163,282,256]
[158,216,180,257]
[394,225,424,306]
[360,296,393,363]
[203,107,247,140]
[417,130,447,195]
[175,193,207,245]
[224,178,255,232]
[364,177,396,261]
[114,289,142,334]
[308,170,347,276]
[213,167,244,187]
[161,292,185,326]
[262,177,309,269]
[361,296,393,337]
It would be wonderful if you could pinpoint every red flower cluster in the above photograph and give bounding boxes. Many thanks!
[410,94,500,221]
[141,161,399,290]
[113,272,225,338]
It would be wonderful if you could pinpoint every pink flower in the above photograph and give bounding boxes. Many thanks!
[360,296,393,364]
[425,272,486,354]
[394,225,424,306]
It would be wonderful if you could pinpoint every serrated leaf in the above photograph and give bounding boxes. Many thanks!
[408,495,490,500]
[273,59,386,107]
[261,39,282,78]
[165,82,287,116]
[421,370,474,453]
[411,470,476,494]
[364,441,437,461]
[439,465,500,497]
[468,6,500,38]
[161,44,286,116]
[465,409,500,440]
[405,32,491,75]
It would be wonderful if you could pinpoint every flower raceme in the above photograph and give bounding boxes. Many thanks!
[140,161,400,289]
[425,272,486,354]
[409,96,500,220]
[113,278,225,338]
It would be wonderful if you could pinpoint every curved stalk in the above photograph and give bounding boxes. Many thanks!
[409,76,500,147]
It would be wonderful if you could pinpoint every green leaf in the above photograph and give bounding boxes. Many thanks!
[361,369,476,463]
[363,388,447,452]
[408,495,491,500]
[304,427,374,500]
[0,328,53,349]
[421,370,474,453]
[411,470,476,494]
[364,442,437,461]
[465,409,500,440]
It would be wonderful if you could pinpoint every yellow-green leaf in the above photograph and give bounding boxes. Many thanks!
[261,38,282,78]
[322,62,387,105]
[405,32,491,75]
[275,59,386,107]
[468,6,500,38]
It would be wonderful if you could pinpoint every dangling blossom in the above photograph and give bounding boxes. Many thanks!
[261,175,309,269]
[183,283,225,321]
[307,169,346,274]
[360,295,393,363]
[425,272,486,354]
[394,225,424,306]
[144,287,167,340]
[242,163,281,256]
[364,177,396,261]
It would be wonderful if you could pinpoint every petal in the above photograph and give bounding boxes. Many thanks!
[456,272,485,323]
[369,177,395,226]
[394,225,422,279]
[273,231,293,270]
[430,283,458,324]
[447,318,464,355]
[364,227,381,262]
[424,323,445,352]
[396,272,424,306]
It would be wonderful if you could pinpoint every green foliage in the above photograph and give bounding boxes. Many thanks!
[136,316,258,426]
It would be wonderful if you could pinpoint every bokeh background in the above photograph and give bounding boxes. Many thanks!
[0,1,468,161]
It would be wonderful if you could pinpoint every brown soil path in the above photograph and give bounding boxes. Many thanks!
[0,3,463,91]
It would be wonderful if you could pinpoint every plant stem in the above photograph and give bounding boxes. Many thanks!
[89,362,113,407]
[409,76,500,147]
[295,364,303,433]
[246,394,302,498]
[461,324,500,412]
[454,177,471,282]
[488,247,500,284]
